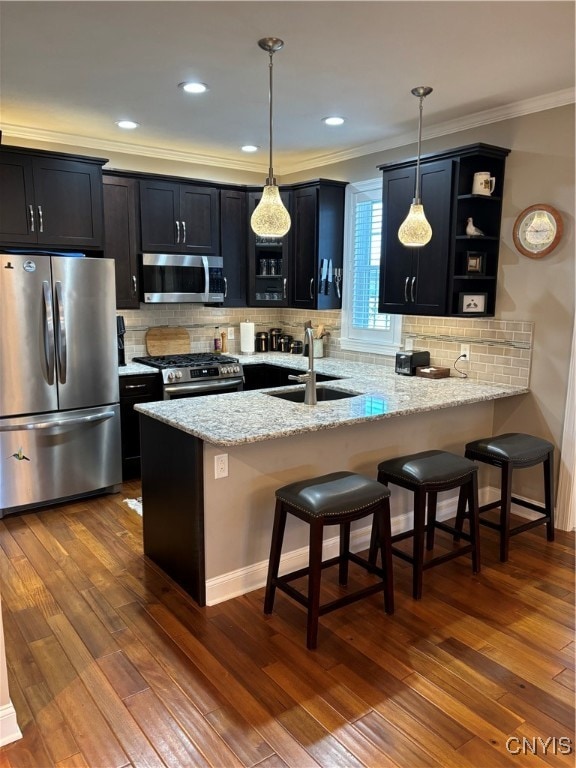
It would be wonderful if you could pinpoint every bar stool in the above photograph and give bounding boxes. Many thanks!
[264,471,394,650]
[464,432,554,562]
[369,450,480,599]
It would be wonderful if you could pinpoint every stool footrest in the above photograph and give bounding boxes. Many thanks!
[272,573,389,616]
[392,543,474,568]
[511,496,550,515]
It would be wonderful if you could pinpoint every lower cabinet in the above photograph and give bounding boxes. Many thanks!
[119,374,162,479]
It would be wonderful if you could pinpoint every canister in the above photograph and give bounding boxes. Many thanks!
[269,328,282,351]
[255,332,269,352]
[278,334,293,352]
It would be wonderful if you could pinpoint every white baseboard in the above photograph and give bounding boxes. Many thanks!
[205,485,547,606]
[0,701,22,747]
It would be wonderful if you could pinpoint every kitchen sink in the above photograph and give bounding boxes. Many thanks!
[267,386,360,403]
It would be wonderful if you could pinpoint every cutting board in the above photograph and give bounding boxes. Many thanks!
[145,326,190,356]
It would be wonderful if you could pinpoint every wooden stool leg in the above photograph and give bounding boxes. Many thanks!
[412,488,427,600]
[339,522,350,585]
[368,514,379,567]
[307,519,324,650]
[454,485,468,542]
[544,452,555,541]
[376,499,394,615]
[426,492,438,551]
[468,471,481,574]
[500,463,513,562]
[264,500,288,614]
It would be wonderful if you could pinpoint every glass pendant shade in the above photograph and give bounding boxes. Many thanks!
[398,202,433,247]
[251,183,291,237]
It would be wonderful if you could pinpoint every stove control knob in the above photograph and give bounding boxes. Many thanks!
[176,370,183,379]
[222,366,229,374]
[167,372,175,382]
[234,366,240,373]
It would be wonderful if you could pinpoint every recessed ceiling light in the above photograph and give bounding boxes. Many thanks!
[179,82,208,94]
[241,145,259,153]
[115,120,139,130]
[322,116,345,126]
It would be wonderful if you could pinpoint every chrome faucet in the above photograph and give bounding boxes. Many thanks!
[288,327,317,405]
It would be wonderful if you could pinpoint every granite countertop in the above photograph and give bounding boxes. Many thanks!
[134,352,529,447]
[119,361,159,376]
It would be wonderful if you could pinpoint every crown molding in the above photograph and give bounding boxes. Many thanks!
[288,88,576,173]
[0,125,266,173]
[2,88,573,176]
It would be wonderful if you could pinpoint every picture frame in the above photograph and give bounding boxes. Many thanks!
[459,292,487,314]
[465,251,486,275]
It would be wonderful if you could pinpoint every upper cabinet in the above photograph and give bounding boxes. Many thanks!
[140,179,219,255]
[378,143,510,317]
[0,147,106,249]
[291,180,346,311]
[220,188,247,307]
[246,180,346,309]
[103,174,141,309]
[247,190,292,307]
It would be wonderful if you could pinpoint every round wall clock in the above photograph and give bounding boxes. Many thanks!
[513,204,563,258]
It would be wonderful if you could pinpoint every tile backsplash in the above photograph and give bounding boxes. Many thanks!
[120,306,532,388]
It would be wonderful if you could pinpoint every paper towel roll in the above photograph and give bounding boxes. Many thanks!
[240,322,255,353]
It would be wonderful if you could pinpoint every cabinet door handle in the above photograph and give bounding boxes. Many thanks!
[410,276,416,303]
[223,276,228,298]
[309,278,314,299]
[181,220,186,244]
[404,276,410,303]
[132,275,137,295]
[28,204,35,233]
[175,220,181,243]
[37,205,44,233]
[283,278,287,299]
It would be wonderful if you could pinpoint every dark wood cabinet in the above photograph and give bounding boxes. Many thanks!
[0,147,105,248]
[220,189,247,306]
[291,180,346,310]
[378,143,510,317]
[379,159,453,315]
[103,175,140,309]
[140,179,219,254]
[247,190,291,307]
[119,373,162,479]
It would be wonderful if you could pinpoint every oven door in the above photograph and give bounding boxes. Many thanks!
[163,377,243,400]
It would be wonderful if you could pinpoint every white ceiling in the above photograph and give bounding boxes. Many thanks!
[1,1,574,175]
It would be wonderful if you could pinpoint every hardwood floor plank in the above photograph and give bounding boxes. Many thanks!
[47,613,166,768]
[20,681,79,765]
[204,706,276,767]
[97,649,151,700]
[354,709,445,768]
[29,635,131,768]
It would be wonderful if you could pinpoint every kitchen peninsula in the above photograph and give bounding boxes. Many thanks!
[135,355,528,606]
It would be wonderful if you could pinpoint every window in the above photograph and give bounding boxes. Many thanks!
[340,179,401,354]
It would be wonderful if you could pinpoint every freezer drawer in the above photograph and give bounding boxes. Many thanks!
[0,405,121,516]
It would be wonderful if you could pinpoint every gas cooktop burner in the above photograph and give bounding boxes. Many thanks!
[133,353,239,370]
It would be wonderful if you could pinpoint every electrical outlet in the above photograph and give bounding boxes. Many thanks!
[227,327,235,340]
[460,344,470,361]
[404,337,414,351]
[214,454,228,479]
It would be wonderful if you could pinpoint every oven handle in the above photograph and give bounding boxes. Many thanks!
[163,377,243,399]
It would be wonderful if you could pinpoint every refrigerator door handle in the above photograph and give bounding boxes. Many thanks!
[42,280,55,384]
[54,281,67,383]
[0,410,117,432]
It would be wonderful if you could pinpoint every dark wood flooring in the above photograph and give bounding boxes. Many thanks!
[0,481,574,768]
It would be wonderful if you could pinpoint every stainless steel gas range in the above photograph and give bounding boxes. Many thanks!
[133,353,244,400]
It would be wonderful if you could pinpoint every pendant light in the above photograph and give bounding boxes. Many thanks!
[250,37,291,238]
[398,86,433,247]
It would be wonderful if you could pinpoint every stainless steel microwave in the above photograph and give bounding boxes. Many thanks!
[141,253,225,303]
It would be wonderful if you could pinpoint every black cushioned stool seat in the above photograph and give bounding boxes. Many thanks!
[264,471,394,650]
[369,450,480,599]
[465,432,554,562]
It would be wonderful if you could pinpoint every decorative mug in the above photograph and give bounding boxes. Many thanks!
[472,172,496,196]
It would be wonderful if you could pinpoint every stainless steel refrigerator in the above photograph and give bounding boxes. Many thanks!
[0,253,121,517]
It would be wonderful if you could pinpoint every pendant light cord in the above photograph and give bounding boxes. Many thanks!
[414,95,424,204]
[267,50,274,184]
